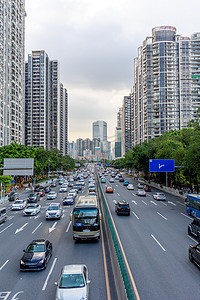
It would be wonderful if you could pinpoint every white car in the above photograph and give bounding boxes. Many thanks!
[47,191,57,200]
[12,199,27,210]
[59,187,68,193]
[127,184,134,190]
[46,203,63,219]
[79,180,85,186]
[153,192,166,201]
[23,204,41,216]
[68,191,76,200]
[55,265,90,300]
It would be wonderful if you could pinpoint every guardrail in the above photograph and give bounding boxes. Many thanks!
[96,173,135,300]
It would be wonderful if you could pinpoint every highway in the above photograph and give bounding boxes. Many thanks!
[99,172,200,300]
[0,178,114,300]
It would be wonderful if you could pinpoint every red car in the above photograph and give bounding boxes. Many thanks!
[37,188,45,197]
[119,178,124,182]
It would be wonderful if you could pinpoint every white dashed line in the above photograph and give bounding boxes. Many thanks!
[151,234,166,252]
[132,211,139,219]
[157,212,167,220]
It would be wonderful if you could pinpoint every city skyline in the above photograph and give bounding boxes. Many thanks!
[25,0,200,142]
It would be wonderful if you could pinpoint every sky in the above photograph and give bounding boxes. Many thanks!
[25,0,200,142]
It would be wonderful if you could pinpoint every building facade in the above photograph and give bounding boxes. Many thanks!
[25,50,68,155]
[0,0,25,146]
[92,121,107,142]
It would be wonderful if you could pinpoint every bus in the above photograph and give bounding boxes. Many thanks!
[70,195,101,241]
[185,194,200,217]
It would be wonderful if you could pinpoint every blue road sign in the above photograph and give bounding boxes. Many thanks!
[149,159,175,172]
[106,163,110,167]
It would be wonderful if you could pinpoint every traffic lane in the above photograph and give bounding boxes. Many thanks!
[103,184,200,299]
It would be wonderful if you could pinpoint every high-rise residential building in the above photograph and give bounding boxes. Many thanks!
[92,121,107,142]
[25,50,68,155]
[115,107,122,158]
[122,96,132,155]
[132,26,193,146]
[0,0,25,146]
[191,33,200,118]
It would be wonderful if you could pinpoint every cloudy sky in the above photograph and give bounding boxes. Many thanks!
[25,0,199,142]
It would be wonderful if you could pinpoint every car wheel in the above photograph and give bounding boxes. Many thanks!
[44,260,47,269]
[188,227,191,236]
[189,251,193,262]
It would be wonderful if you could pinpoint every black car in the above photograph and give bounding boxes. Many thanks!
[8,192,19,202]
[27,193,40,203]
[20,239,52,271]
[188,217,200,241]
[189,243,200,267]
[115,201,130,216]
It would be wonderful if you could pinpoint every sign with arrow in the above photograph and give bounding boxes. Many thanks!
[15,223,28,234]
[149,159,175,172]
[49,222,57,233]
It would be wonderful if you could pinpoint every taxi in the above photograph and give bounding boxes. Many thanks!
[106,186,113,193]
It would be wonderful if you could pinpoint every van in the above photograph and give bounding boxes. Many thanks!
[0,208,7,224]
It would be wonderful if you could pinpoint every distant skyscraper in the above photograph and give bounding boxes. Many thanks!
[25,51,68,154]
[92,121,107,142]
[191,33,200,118]
[0,0,25,146]
[122,96,132,155]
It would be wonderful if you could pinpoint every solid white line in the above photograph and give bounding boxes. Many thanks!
[132,212,139,219]
[157,212,167,220]
[187,235,198,243]
[66,221,72,233]
[151,234,166,252]
[0,259,9,271]
[0,223,13,234]
[42,258,57,291]
[142,200,147,206]
[32,222,42,234]
[176,201,185,207]
[180,212,193,220]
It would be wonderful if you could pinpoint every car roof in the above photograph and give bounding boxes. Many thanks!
[31,239,46,245]
[48,203,60,206]
[61,264,86,275]
[118,201,129,205]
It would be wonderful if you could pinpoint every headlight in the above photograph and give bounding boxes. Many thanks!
[20,260,25,265]
[38,259,44,264]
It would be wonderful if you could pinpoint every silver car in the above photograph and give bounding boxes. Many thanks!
[46,203,63,219]
[55,264,90,300]
[153,192,166,200]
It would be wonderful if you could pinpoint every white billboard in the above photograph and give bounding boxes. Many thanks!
[3,158,34,176]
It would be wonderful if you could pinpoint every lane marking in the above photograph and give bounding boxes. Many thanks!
[0,223,13,234]
[132,211,139,219]
[66,221,72,233]
[187,235,198,243]
[15,223,28,234]
[160,202,167,206]
[0,259,9,271]
[142,200,147,206]
[100,216,111,300]
[132,200,137,205]
[32,222,42,234]
[42,258,57,291]
[180,212,193,220]
[150,201,157,206]
[168,201,176,206]
[151,234,166,252]
[176,201,185,207]
[117,193,120,196]
[157,212,167,220]
[49,222,57,233]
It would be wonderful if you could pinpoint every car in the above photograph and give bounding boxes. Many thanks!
[11,199,26,210]
[153,192,166,200]
[68,190,77,199]
[127,184,134,190]
[47,191,57,200]
[50,182,57,188]
[189,243,200,267]
[35,188,45,197]
[188,217,200,241]
[59,186,68,193]
[123,181,129,186]
[20,239,52,271]
[115,201,130,215]
[55,264,90,300]
[46,203,63,219]
[144,185,151,192]
[119,178,124,182]
[8,192,19,202]
[63,196,74,205]
[101,178,106,183]
[0,208,7,224]
[106,186,114,193]
[115,176,119,180]
[44,186,51,194]
[23,203,41,216]
[136,190,146,196]
[109,178,114,183]
[137,183,145,189]
[27,193,40,203]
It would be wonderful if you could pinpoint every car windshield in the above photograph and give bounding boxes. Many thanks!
[119,204,129,208]
[59,274,85,288]
[29,194,36,197]
[26,205,36,209]
[26,244,45,252]
[49,192,55,195]
[48,206,59,210]
[74,208,99,226]
[14,201,23,204]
